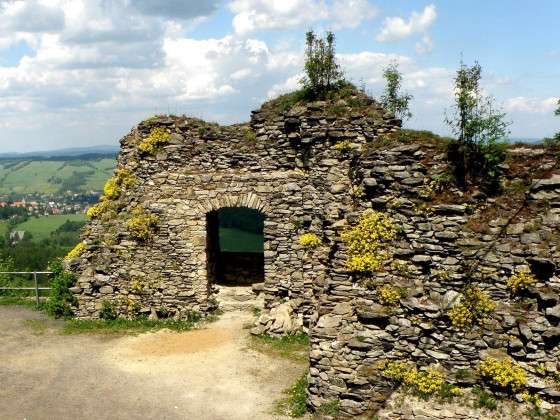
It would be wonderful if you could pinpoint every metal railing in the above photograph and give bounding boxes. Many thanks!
[0,271,53,307]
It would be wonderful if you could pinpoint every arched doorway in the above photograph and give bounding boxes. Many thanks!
[206,207,265,310]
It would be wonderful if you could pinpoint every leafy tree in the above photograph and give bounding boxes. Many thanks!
[445,61,510,192]
[380,62,413,121]
[556,99,560,116]
[45,259,77,318]
[302,30,344,97]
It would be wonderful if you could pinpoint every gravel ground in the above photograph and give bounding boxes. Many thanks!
[0,305,306,420]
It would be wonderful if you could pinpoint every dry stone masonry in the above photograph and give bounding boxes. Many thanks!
[68,92,560,418]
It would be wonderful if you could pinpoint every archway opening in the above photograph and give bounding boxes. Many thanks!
[206,207,265,287]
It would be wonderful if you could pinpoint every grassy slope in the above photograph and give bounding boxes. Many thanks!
[0,158,115,194]
[219,227,263,253]
[14,214,87,241]
[0,221,8,237]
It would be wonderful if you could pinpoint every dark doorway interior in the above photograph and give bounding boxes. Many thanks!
[206,207,264,286]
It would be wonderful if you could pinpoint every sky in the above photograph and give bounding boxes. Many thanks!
[0,0,558,152]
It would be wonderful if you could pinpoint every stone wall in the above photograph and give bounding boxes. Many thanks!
[306,145,560,416]
[68,92,560,417]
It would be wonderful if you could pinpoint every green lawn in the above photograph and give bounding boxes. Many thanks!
[219,227,263,253]
[15,214,87,241]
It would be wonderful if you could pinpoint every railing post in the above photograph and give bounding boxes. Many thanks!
[34,272,39,307]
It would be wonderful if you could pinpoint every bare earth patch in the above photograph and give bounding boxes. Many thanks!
[0,306,307,420]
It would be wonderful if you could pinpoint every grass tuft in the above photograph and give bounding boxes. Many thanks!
[472,386,498,411]
[275,372,308,417]
[250,332,309,362]
[62,317,197,335]
[22,319,48,335]
[318,399,341,417]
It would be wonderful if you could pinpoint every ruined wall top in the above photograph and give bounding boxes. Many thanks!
[116,88,400,176]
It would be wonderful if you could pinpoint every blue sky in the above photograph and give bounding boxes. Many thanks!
[0,0,558,152]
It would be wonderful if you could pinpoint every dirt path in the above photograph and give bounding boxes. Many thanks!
[0,306,306,420]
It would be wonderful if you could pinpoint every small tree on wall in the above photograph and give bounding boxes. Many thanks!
[554,99,560,139]
[380,62,413,121]
[543,99,560,147]
[302,30,344,97]
[445,61,510,192]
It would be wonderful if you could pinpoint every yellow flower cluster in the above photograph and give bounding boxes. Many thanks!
[377,284,402,306]
[86,199,112,219]
[130,277,160,294]
[349,185,365,198]
[332,140,352,152]
[126,207,159,240]
[299,232,322,248]
[119,296,140,315]
[103,169,137,200]
[479,357,527,392]
[507,271,537,294]
[341,210,397,273]
[448,285,494,329]
[521,391,542,408]
[138,126,170,154]
[103,177,121,199]
[64,242,86,260]
[377,360,457,397]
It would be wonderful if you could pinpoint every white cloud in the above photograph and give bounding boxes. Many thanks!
[329,0,378,29]
[415,35,433,54]
[0,0,65,33]
[504,96,559,114]
[228,0,377,34]
[376,4,437,52]
[267,73,302,98]
[229,0,329,34]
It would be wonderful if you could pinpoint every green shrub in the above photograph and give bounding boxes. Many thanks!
[243,129,256,142]
[45,259,77,318]
[99,299,117,320]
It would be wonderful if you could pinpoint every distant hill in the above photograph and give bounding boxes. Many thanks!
[0,145,119,160]
[0,157,116,195]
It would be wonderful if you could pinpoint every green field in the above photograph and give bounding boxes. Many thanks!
[14,214,87,241]
[0,158,115,194]
[219,227,263,253]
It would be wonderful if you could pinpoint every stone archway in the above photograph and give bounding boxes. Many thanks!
[205,204,267,311]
